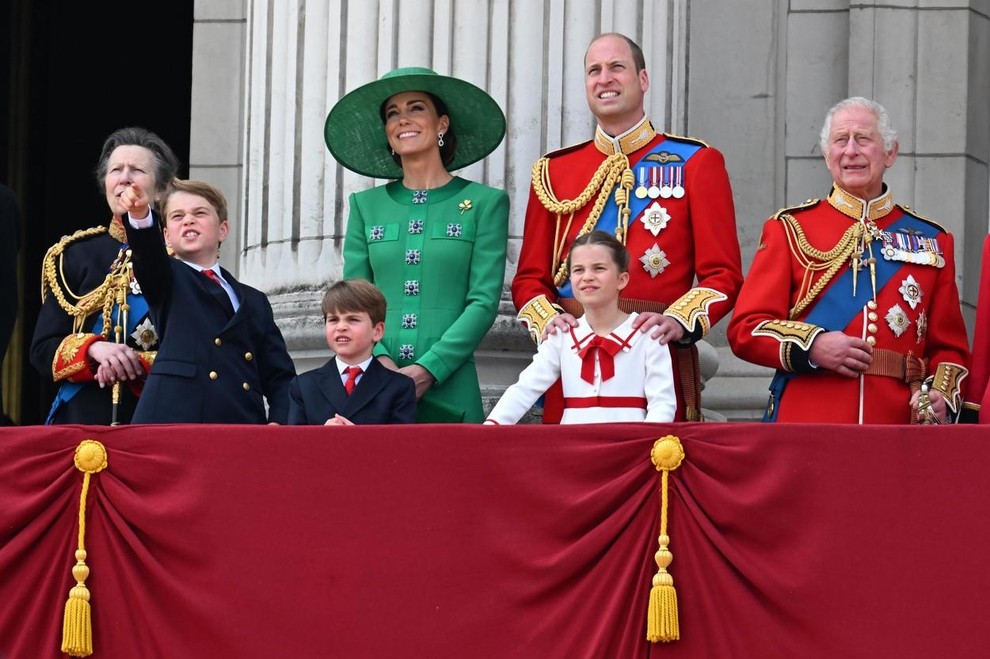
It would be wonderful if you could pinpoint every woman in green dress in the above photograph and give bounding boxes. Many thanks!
[324,67,508,422]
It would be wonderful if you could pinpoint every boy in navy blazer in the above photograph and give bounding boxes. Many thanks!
[287,279,416,425]
[120,179,296,423]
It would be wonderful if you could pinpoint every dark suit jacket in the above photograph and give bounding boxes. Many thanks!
[287,357,416,425]
[125,214,296,424]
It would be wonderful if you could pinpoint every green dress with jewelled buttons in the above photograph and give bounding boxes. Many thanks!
[343,176,509,423]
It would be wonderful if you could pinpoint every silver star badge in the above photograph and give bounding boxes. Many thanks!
[639,244,670,278]
[898,274,923,310]
[130,317,159,350]
[639,202,670,236]
[885,304,910,337]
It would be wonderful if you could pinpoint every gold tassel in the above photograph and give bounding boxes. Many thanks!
[61,440,108,657]
[647,435,684,643]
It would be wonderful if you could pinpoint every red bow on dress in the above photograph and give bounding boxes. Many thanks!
[577,335,624,384]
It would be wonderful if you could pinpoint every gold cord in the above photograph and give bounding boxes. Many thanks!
[41,227,133,338]
[779,214,864,319]
[531,153,633,286]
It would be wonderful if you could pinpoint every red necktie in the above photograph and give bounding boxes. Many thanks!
[203,269,223,286]
[344,366,363,395]
[576,335,623,384]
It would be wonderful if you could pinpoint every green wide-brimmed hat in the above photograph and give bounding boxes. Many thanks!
[324,67,506,179]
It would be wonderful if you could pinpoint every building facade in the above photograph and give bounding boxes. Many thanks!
[189,0,990,420]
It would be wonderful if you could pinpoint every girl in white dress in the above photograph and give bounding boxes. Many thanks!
[486,231,676,424]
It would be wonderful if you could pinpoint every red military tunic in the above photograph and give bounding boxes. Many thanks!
[961,235,990,422]
[728,185,970,424]
[512,116,742,421]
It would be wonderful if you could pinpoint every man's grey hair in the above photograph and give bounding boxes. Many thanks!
[819,96,898,154]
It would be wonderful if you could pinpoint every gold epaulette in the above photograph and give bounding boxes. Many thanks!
[41,224,133,336]
[40,225,108,304]
[517,294,563,345]
[931,362,968,414]
[896,204,947,233]
[663,287,728,336]
[660,131,709,148]
[772,198,821,220]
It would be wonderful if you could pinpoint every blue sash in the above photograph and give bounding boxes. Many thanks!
[45,290,151,424]
[558,138,702,298]
[763,211,937,421]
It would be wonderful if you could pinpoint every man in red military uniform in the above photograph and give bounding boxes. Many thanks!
[960,236,990,423]
[728,97,969,424]
[512,32,743,422]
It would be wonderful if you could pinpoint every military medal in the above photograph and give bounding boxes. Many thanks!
[671,167,685,198]
[916,310,928,344]
[648,167,661,199]
[640,201,670,236]
[635,166,649,199]
[899,274,923,310]
[658,167,672,198]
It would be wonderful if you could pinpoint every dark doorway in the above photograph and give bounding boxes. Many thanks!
[3,0,194,424]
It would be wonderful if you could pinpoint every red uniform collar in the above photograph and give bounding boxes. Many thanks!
[594,115,657,156]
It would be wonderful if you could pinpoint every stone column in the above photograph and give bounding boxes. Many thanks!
[231,0,707,414]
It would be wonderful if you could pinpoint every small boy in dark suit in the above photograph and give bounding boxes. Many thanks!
[288,279,416,425]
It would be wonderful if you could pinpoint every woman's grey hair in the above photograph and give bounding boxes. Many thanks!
[94,126,181,202]
[819,97,898,154]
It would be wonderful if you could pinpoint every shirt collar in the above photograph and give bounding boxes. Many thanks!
[336,356,373,376]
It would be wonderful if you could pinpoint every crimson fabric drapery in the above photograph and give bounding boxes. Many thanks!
[2,423,989,658]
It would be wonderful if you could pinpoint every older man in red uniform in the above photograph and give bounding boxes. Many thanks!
[728,97,969,424]
[512,33,743,422]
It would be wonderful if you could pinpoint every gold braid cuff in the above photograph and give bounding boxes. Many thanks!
[52,333,104,383]
[517,295,563,345]
[531,153,633,287]
[752,319,823,351]
[930,362,968,414]
[663,288,728,336]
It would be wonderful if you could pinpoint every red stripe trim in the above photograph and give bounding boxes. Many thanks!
[563,396,647,409]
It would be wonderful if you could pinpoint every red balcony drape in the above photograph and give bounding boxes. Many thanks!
[2,423,988,658]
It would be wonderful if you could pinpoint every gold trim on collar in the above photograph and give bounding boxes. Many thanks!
[827,185,894,222]
[594,116,656,156]
[109,215,128,243]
